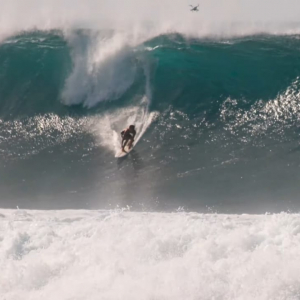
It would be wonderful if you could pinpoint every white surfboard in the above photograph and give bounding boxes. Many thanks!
[115,145,134,158]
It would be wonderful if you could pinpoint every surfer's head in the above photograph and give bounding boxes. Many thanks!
[129,125,135,130]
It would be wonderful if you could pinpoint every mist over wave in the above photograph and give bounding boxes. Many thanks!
[2,0,300,41]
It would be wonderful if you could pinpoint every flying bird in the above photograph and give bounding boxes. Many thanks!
[190,4,199,11]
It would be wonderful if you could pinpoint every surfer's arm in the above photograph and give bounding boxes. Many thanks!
[121,129,127,146]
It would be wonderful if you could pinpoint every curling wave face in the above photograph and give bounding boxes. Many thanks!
[1,31,300,212]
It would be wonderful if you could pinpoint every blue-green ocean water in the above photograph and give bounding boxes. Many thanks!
[1,30,300,213]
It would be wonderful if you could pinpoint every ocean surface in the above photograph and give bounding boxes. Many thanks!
[1,30,300,213]
[1,21,300,299]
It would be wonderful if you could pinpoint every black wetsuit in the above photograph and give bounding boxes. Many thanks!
[121,128,136,140]
[121,128,136,149]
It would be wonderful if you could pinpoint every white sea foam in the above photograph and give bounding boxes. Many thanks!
[87,97,158,155]
[1,209,300,300]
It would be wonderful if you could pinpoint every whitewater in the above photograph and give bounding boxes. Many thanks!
[2,0,300,299]
[2,209,300,300]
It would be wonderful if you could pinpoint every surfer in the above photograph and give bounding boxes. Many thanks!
[121,125,136,152]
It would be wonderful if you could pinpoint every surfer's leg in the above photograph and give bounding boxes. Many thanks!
[128,138,134,149]
[122,139,128,151]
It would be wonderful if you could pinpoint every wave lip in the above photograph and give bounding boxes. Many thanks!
[61,31,138,108]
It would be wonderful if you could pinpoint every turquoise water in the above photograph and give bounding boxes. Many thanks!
[1,30,300,212]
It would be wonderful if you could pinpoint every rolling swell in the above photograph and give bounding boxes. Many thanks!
[1,31,300,212]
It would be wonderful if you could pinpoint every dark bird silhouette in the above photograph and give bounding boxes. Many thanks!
[190,4,199,11]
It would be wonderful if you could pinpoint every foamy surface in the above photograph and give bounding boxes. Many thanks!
[1,209,300,299]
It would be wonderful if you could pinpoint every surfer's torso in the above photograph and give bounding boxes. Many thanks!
[121,128,136,139]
